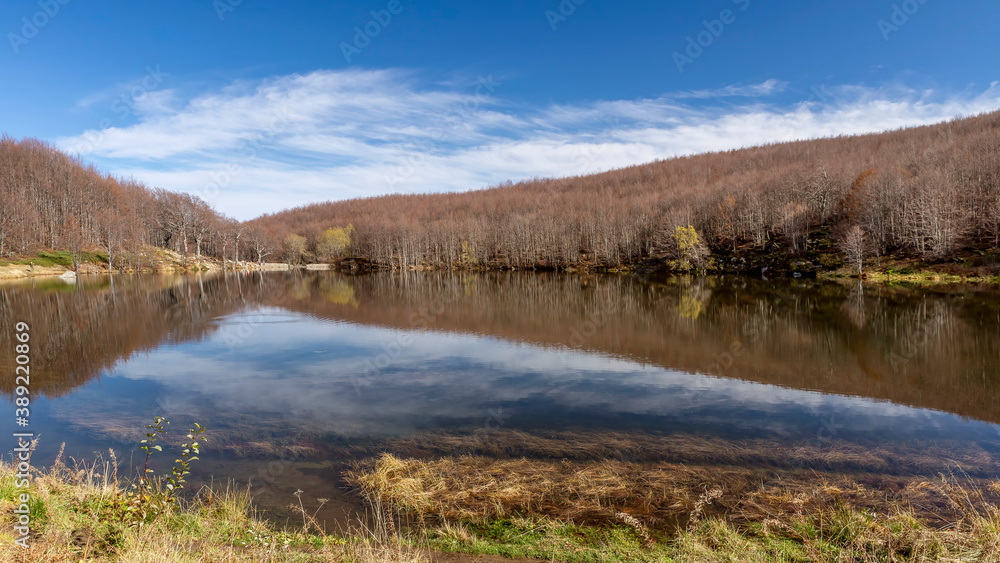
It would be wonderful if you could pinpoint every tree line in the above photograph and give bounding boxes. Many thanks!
[3,109,1000,271]
[0,136,275,269]
[247,110,1000,272]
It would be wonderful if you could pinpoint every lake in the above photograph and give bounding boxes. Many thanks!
[3,271,999,527]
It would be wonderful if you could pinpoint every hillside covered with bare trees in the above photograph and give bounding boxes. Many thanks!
[0,136,262,270]
[246,110,1000,274]
[4,109,1000,274]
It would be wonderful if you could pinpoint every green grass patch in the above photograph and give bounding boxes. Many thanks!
[6,250,109,267]
[416,510,1000,563]
[0,461,412,562]
[418,515,834,562]
[423,517,670,562]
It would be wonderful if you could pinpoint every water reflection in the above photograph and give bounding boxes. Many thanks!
[2,271,999,477]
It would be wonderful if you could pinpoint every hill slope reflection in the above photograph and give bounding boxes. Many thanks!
[261,272,1000,426]
[4,272,1000,425]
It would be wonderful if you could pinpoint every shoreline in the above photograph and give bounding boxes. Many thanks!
[0,259,306,282]
[4,442,999,562]
[4,261,997,287]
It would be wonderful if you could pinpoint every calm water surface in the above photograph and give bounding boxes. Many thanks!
[2,271,999,521]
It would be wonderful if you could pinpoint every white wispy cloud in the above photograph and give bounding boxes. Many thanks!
[56,70,1000,220]
[666,79,788,99]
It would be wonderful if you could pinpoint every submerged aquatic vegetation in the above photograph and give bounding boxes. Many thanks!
[350,453,1000,562]
[3,433,999,562]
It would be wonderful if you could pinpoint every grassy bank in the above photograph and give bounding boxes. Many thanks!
[350,454,1000,563]
[0,453,425,562]
[821,269,1000,285]
[3,448,999,562]
[0,250,109,269]
[0,248,225,281]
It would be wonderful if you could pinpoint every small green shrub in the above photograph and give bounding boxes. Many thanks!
[112,416,207,530]
[37,251,74,267]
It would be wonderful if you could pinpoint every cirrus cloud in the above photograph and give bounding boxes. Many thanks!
[57,70,1000,220]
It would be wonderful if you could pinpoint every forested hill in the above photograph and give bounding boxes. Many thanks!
[0,136,251,270]
[246,110,1000,273]
[3,110,1000,273]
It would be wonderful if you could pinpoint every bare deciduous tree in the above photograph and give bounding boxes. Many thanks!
[840,226,867,276]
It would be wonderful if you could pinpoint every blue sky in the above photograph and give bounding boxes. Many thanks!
[2,0,998,219]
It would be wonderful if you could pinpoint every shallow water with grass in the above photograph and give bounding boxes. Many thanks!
[2,271,999,561]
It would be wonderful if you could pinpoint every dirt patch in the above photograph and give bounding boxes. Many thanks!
[0,263,69,279]
[419,550,546,563]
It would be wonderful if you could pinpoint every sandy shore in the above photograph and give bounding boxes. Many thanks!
[0,263,73,280]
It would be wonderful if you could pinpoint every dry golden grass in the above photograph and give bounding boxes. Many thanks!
[348,453,1000,562]
[5,447,999,562]
[348,453,1000,533]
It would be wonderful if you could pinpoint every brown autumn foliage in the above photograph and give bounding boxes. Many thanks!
[0,136,235,267]
[4,110,1000,270]
[244,110,1000,270]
